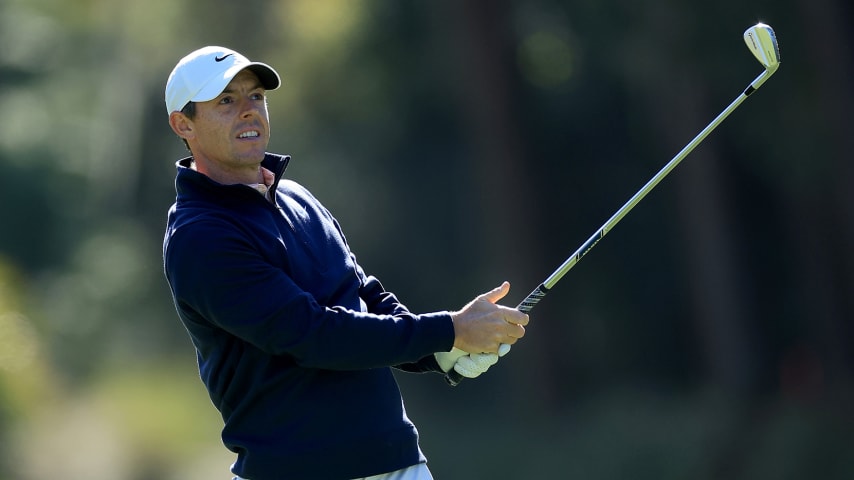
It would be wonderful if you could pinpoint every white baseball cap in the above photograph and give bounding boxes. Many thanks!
[165,46,281,114]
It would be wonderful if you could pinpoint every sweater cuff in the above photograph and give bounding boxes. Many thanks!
[420,311,456,354]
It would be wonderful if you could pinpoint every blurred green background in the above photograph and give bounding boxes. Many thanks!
[1,0,852,478]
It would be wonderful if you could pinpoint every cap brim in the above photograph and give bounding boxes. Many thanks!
[190,62,281,104]
[245,63,281,90]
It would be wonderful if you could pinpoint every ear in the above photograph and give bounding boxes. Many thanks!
[169,111,194,141]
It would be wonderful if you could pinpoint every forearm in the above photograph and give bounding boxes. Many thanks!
[393,354,444,374]
[167,228,455,369]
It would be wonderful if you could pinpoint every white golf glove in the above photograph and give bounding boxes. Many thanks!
[434,344,511,378]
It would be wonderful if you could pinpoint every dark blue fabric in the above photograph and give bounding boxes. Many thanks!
[163,153,455,480]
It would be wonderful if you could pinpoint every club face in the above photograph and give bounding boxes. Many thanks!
[744,23,780,71]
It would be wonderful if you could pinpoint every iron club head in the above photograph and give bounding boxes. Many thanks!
[744,23,780,72]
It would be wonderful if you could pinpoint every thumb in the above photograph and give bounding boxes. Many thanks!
[480,281,510,304]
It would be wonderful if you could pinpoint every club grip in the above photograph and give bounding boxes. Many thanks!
[444,284,550,386]
[445,368,464,386]
[516,284,550,313]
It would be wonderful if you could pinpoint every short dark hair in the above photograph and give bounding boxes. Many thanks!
[179,102,196,151]
[181,101,196,119]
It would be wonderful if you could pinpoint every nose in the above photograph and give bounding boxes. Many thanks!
[238,96,262,118]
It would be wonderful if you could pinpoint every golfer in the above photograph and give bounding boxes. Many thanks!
[162,46,528,480]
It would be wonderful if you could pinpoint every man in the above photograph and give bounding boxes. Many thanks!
[162,46,529,480]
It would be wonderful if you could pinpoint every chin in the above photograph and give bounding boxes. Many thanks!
[238,148,267,163]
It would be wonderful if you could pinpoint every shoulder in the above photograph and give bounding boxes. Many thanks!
[167,202,238,237]
[164,208,252,262]
[277,178,316,200]
[276,179,332,215]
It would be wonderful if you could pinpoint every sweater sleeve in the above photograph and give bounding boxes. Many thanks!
[358,274,448,374]
[164,217,455,371]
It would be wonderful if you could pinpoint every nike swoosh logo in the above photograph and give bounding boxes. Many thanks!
[215,54,233,62]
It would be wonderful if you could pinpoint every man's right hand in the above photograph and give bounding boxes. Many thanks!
[450,282,528,354]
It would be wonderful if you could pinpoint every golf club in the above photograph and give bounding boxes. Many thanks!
[446,23,780,386]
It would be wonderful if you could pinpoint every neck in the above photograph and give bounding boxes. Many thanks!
[191,158,266,186]
[191,159,274,189]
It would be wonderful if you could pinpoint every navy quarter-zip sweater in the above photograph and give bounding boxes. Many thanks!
[163,153,455,480]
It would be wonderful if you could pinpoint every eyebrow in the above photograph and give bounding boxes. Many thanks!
[221,81,265,95]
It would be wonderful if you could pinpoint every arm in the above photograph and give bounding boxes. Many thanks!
[356,274,444,373]
[165,219,454,370]
[358,275,529,375]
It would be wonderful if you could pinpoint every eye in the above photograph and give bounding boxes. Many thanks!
[219,96,234,105]
[251,91,266,101]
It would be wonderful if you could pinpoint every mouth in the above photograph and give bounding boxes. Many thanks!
[237,130,262,140]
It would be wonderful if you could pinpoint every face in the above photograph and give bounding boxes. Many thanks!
[170,69,271,181]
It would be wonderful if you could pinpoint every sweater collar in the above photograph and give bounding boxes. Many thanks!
[175,153,292,201]
[260,153,291,188]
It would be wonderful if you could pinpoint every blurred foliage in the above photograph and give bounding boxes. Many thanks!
[1,0,852,478]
